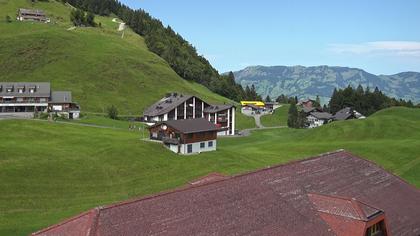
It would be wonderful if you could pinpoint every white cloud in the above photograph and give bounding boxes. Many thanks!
[329,41,420,57]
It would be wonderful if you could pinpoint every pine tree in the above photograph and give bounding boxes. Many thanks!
[315,95,321,107]
[265,95,271,102]
[287,101,298,128]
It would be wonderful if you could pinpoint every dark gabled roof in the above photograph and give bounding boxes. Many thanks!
[19,8,46,16]
[203,104,234,113]
[309,111,333,120]
[143,93,199,117]
[303,106,316,113]
[0,82,50,98]
[50,91,72,103]
[333,107,354,121]
[32,150,420,236]
[151,118,220,134]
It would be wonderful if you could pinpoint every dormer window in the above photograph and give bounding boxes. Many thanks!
[29,88,35,93]
[6,87,13,93]
[366,221,385,236]
[18,88,24,93]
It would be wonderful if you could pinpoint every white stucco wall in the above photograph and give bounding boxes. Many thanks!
[179,140,217,154]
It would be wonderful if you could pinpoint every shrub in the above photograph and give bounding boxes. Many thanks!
[107,105,118,120]
[5,15,12,23]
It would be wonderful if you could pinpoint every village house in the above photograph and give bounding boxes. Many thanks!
[297,98,316,109]
[0,82,80,119]
[334,107,366,121]
[148,118,220,154]
[263,101,279,112]
[17,8,50,23]
[143,93,236,136]
[306,111,333,128]
[32,150,420,235]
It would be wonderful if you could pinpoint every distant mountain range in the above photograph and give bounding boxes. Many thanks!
[233,66,420,103]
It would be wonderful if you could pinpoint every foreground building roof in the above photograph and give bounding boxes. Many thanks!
[32,150,420,236]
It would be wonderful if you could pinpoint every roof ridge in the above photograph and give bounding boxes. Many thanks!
[31,209,96,235]
[88,207,101,236]
[351,198,368,221]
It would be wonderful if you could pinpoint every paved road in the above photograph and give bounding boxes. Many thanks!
[254,114,264,128]
[241,105,283,129]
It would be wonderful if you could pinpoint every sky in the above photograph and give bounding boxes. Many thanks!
[120,0,420,75]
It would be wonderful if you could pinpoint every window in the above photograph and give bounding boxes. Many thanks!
[29,88,35,93]
[366,222,383,236]
[208,141,213,147]
[187,133,193,139]
[200,142,205,148]
[39,98,47,102]
[6,88,12,93]
[18,88,24,93]
[187,144,193,153]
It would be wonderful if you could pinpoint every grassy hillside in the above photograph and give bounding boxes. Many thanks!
[1,107,419,235]
[260,104,289,127]
[0,0,254,128]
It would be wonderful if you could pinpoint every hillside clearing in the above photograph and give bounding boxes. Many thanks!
[0,0,255,129]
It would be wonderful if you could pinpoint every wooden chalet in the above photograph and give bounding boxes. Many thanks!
[148,118,220,154]
[333,107,366,121]
[17,8,49,23]
[143,93,236,136]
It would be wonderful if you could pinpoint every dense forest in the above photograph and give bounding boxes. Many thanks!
[59,0,251,101]
[328,85,416,116]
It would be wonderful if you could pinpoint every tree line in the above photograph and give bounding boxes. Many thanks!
[328,85,416,116]
[60,0,252,102]
[286,85,418,129]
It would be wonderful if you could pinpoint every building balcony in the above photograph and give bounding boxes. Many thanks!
[0,100,48,104]
[162,137,180,145]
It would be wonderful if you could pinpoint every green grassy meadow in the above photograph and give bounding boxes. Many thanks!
[260,104,290,127]
[1,107,419,235]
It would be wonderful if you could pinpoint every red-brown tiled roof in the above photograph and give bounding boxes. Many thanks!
[32,150,420,236]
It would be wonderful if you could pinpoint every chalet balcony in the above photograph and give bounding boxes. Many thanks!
[0,100,48,104]
[162,137,180,145]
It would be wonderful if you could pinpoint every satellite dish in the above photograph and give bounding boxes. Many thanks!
[161,124,167,130]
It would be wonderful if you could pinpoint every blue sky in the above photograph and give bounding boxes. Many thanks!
[121,0,420,75]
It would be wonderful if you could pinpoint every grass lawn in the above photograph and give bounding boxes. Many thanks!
[69,113,146,130]
[1,107,419,235]
[260,104,289,127]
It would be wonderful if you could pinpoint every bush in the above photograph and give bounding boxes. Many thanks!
[70,9,96,27]
[107,105,118,120]
[5,15,12,23]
